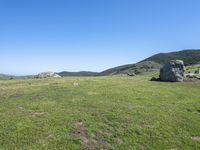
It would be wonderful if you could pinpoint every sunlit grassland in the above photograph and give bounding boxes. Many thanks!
[0,76,200,149]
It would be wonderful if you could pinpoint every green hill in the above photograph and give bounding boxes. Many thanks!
[99,61,161,76]
[142,49,200,66]
[58,71,98,77]
[0,74,14,80]
[0,74,33,80]
[2,49,200,78]
[99,49,200,76]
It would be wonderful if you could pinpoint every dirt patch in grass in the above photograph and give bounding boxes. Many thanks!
[13,92,25,99]
[192,136,200,141]
[0,91,25,100]
[16,105,24,110]
[31,92,49,100]
[31,112,48,117]
[71,121,110,150]
[116,138,123,145]
[139,123,155,129]
[46,132,55,139]
[97,128,112,137]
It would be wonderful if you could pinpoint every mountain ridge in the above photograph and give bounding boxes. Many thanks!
[57,71,99,77]
[141,49,200,66]
[97,49,200,76]
[1,49,200,78]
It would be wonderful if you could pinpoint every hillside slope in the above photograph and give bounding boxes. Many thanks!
[58,71,99,77]
[0,74,33,80]
[142,49,200,66]
[0,74,14,80]
[2,49,199,78]
[99,49,200,76]
[99,61,161,76]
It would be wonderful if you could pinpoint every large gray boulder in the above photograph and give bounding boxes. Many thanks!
[159,60,185,82]
[35,72,61,78]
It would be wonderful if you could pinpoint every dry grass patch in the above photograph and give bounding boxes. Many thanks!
[71,121,110,150]
[31,112,49,117]
[192,136,200,141]
[139,122,155,129]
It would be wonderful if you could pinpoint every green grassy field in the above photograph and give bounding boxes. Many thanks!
[0,76,200,150]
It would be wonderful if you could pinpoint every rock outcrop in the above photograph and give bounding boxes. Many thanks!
[159,60,185,82]
[195,70,200,74]
[35,72,61,78]
[185,73,200,79]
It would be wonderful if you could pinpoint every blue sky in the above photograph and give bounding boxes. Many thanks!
[1,0,200,75]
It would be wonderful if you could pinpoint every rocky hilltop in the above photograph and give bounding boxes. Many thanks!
[35,72,61,78]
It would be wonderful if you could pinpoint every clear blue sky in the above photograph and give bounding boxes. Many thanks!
[1,0,200,75]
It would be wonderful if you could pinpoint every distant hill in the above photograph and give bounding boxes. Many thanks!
[0,74,33,80]
[98,49,200,76]
[0,74,14,80]
[99,61,161,76]
[57,61,161,77]
[58,71,99,77]
[141,49,200,66]
[58,49,200,76]
[2,49,200,77]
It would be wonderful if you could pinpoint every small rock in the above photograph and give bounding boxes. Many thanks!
[73,82,79,86]
[127,72,135,77]
[194,70,200,74]
[191,136,200,141]
[185,73,197,79]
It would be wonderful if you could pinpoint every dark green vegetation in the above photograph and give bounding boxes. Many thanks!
[142,49,200,66]
[0,74,15,80]
[99,61,161,76]
[57,61,161,77]
[58,71,98,77]
[0,76,200,149]
[102,49,200,76]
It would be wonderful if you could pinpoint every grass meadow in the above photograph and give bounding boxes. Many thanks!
[0,76,200,149]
